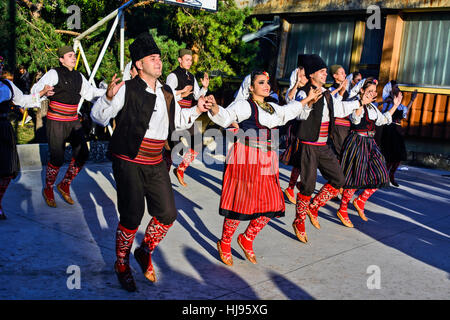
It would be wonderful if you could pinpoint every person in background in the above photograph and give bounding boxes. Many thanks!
[166,49,209,187]
[379,81,417,187]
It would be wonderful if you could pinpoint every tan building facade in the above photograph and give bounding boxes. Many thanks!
[238,0,450,140]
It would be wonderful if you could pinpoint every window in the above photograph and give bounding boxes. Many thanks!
[397,14,450,87]
[284,20,355,80]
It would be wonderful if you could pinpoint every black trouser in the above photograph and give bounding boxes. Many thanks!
[298,143,345,196]
[112,157,177,230]
[46,119,89,167]
[330,125,350,159]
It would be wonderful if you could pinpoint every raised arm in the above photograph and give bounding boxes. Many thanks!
[90,74,125,127]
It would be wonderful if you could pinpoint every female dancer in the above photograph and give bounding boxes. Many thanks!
[380,81,417,187]
[207,70,320,265]
[337,79,403,227]
[0,57,54,219]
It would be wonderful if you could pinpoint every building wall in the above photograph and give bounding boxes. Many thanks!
[236,0,450,13]
[239,1,450,140]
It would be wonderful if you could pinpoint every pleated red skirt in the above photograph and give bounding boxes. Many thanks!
[219,141,285,221]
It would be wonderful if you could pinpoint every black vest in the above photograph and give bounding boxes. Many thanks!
[0,78,13,114]
[110,77,175,159]
[49,67,82,105]
[172,66,195,102]
[239,98,272,140]
[351,104,376,132]
[296,84,335,142]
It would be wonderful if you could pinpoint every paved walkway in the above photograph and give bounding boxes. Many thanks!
[0,152,449,300]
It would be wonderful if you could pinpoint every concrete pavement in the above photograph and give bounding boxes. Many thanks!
[0,151,449,300]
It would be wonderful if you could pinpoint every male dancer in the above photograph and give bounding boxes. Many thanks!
[166,48,209,186]
[291,54,373,243]
[31,45,106,207]
[91,33,209,292]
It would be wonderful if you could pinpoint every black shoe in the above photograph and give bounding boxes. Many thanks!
[390,177,399,187]
[0,208,6,220]
[134,246,156,282]
[114,262,136,292]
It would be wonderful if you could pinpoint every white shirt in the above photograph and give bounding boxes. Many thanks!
[296,87,360,122]
[31,68,106,112]
[350,103,393,126]
[90,78,200,140]
[285,68,300,103]
[166,71,207,102]
[208,99,312,129]
[234,74,251,101]
[0,79,41,109]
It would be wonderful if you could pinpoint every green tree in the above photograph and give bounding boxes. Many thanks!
[173,0,262,89]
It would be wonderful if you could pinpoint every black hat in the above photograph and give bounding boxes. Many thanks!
[130,33,161,64]
[297,54,327,78]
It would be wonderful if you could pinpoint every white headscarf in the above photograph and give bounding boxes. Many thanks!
[122,61,133,81]
[285,68,299,102]
[234,74,251,101]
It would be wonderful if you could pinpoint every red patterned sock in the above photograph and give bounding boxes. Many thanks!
[358,188,377,204]
[244,216,271,242]
[339,189,356,214]
[221,218,240,249]
[295,193,311,224]
[115,224,138,273]
[59,158,82,194]
[45,162,60,189]
[141,217,173,253]
[309,183,339,217]
[177,148,199,172]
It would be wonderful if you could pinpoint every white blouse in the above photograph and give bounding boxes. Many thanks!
[350,103,393,126]
[0,79,41,109]
[208,99,312,129]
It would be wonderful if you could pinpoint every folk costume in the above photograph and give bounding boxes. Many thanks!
[281,67,306,204]
[292,54,361,244]
[208,73,313,266]
[166,49,208,186]
[0,58,43,220]
[91,33,202,292]
[31,45,105,208]
[379,81,413,187]
[328,64,351,159]
[337,94,393,227]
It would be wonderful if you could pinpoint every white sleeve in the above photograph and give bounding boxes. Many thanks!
[173,86,201,130]
[332,95,360,118]
[9,80,41,109]
[263,101,312,128]
[30,69,59,96]
[90,85,126,127]
[80,75,107,102]
[285,68,298,103]
[374,106,393,126]
[166,73,181,101]
[234,74,251,101]
[193,78,207,100]
[208,100,252,128]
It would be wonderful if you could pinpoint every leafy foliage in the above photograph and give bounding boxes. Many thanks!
[1,0,261,89]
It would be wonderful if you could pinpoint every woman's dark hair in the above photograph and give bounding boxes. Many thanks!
[352,71,362,79]
[250,70,270,87]
[361,77,377,91]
